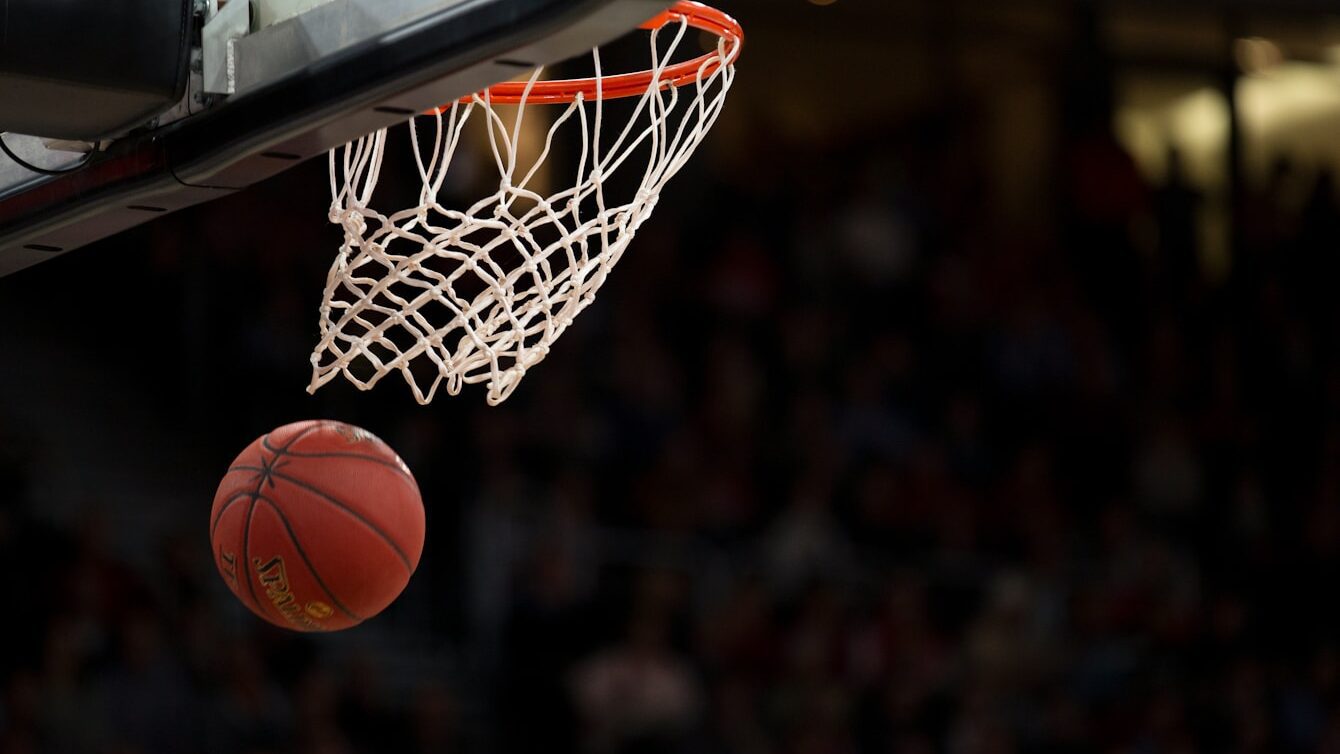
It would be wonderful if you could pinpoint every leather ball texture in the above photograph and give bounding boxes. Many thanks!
[210,420,425,632]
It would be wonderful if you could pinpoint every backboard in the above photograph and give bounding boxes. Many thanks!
[0,0,670,277]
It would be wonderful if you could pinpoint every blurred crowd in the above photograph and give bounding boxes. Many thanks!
[5,31,1340,754]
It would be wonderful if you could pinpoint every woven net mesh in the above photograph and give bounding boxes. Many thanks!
[309,15,738,405]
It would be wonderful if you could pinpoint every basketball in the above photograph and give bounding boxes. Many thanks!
[209,420,425,632]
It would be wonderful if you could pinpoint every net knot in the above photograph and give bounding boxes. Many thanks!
[329,206,369,237]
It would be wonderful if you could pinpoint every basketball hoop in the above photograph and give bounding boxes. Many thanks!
[310,1,743,405]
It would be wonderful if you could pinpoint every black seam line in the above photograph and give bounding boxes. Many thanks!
[248,438,272,501]
[260,424,413,484]
[210,489,256,541]
[268,422,327,455]
[257,497,363,623]
[285,422,328,450]
[267,451,415,482]
[231,463,276,490]
[241,434,284,624]
[266,470,412,570]
[241,497,264,616]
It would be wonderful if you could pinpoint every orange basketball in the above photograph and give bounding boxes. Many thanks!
[209,420,426,632]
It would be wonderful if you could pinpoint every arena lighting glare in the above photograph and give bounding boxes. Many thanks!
[1235,37,1284,74]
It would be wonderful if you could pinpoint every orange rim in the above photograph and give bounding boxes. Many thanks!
[435,1,742,110]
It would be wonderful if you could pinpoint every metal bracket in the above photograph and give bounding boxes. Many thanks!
[254,0,341,29]
[203,0,253,94]
[40,140,98,154]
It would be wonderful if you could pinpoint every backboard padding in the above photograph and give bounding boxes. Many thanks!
[0,0,670,276]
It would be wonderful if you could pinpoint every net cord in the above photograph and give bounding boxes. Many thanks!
[311,17,737,404]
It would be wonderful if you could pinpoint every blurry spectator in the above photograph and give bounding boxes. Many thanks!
[571,612,703,753]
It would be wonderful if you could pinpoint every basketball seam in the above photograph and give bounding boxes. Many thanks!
[277,422,327,452]
[240,497,265,618]
[227,463,291,481]
[210,489,254,541]
[261,449,416,483]
[265,469,414,570]
[257,496,363,624]
[240,432,292,626]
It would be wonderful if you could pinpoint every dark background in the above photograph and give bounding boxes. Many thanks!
[4,0,1340,752]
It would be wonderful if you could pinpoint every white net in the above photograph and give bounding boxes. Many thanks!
[309,12,739,405]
